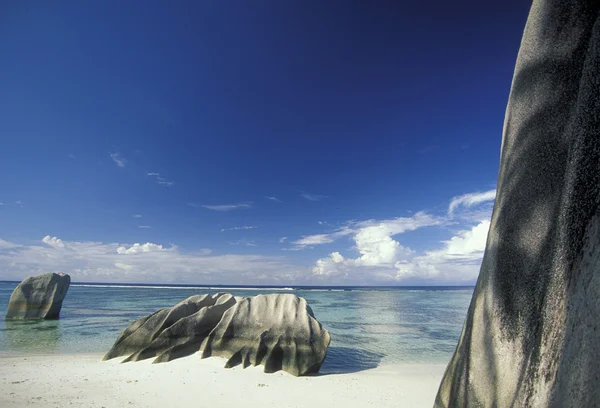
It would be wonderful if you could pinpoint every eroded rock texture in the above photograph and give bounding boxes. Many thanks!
[436,1,600,407]
[104,293,330,376]
[103,293,234,362]
[200,294,331,376]
[5,273,71,320]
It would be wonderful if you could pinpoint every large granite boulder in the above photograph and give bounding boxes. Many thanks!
[5,273,71,320]
[103,293,233,362]
[200,294,331,376]
[104,293,331,376]
[436,1,600,407]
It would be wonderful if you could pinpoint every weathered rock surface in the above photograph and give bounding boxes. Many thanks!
[436,1,600,407]
[104,293,330,376]
[103,293,232,362]
[5,273,71,320]
[200,294,331,376]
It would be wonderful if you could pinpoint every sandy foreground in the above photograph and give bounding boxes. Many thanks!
[1,353,445,408]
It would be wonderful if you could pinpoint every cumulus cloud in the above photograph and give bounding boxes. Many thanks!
[110,152,127,168]
[309,191,494,284]
[202,203,251,211]
[394,220,490,283]
[311,222,416,278]
[0,236,304,284]
[42,235,66,249]
[448,190,496,215]
[292,212,439,250]
[117,242,166,254]
[312,220,490,284]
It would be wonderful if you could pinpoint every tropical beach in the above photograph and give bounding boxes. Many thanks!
[1,282,470,407]
[3,0,600,406]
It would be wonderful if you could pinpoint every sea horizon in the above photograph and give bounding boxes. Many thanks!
[1,280,476,291]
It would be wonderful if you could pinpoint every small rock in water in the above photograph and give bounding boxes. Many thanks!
[5,273,71,320]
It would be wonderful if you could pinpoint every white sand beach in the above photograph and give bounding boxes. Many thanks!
[0,353,445,407]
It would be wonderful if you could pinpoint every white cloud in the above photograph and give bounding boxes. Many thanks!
[117,242,165,254]
[312,220,490,284]
[42,235,66,249]
[265,196,281,202]
[448,190,496,215]
[301,193,326,202]
[0,236,304,284]
[293,234,335,246]
[292,212,439,250]
[115,262,134,271]
[291,227,354,249]
[443,220,490,256]
[221,226,257,232]
[330,252,344,263]
[202,203,251,211]
[311,221,417,278]
[185,203,200,208]
[309,192,493,284]
[138,225,151,229]
[228,239,257,247]
[133,214,142,218]
[110,152,126,168]
[68,153,76,159]
[394,220,490,283]
[0,239,19,248]
[0,189,495,286]
[147,173,174,187]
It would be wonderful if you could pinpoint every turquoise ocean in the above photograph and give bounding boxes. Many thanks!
[0,282,472,374]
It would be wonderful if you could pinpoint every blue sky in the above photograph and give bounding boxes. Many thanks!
[0,1,530,285]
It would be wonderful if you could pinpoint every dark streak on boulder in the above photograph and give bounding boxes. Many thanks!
[200,294,331,376]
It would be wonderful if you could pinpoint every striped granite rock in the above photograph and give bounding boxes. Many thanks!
[5,273,71,320]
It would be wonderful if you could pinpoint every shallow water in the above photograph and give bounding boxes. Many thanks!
[0,282,472,372]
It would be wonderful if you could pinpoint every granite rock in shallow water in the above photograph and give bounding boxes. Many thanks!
[5,273,71,320]
[200,294,331,376]
[435,1,600,407]
[104,293,330,376]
